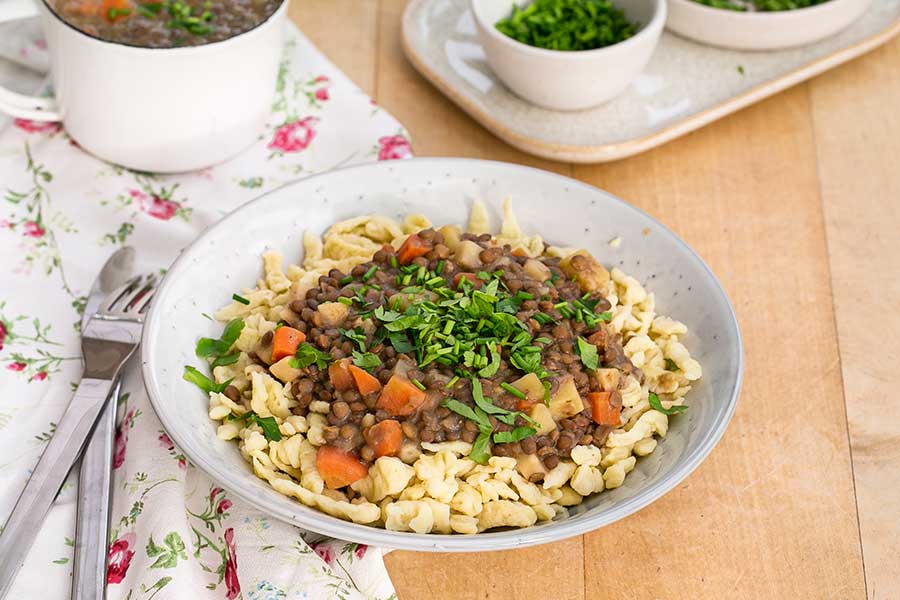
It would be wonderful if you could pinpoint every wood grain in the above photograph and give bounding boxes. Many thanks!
[573,86,866,599]
[285,2,900,598]
[808,37,900,599]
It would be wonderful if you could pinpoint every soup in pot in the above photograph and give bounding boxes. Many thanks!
[48,0,282,48]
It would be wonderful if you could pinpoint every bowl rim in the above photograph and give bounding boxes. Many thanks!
[142,157,744,552]
[470,0,667,59]
[666,0,862,21]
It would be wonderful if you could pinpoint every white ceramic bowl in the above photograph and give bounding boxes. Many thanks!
[470,0,666,111]
[666,0,873,50]
[142,158,743,552]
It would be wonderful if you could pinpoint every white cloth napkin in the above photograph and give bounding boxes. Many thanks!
[0,19,412,600]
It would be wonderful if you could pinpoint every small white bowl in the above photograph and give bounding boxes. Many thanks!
[470,0,666,111]
[666,0,873,51]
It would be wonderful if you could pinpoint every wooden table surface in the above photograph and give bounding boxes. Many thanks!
[292,2,899,598]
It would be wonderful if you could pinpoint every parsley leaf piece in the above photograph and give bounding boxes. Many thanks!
[351,350,381,371]
[493,426,537,444]
[252,415,283,441]
[664,358,679,372]
[210,351,241,368]
[471,378,510,416]
[478,345,501,377]
[469,431,493,465]
[195,318,244,358]
[576,337,599,370]
[388,331,415,353]
[290,343,332,370]
[183,366,230,394]
[649,392,688,415]
[443,399,490,429]
[339,327,368,352]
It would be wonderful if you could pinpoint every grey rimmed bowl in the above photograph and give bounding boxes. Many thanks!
[142,158,742,552]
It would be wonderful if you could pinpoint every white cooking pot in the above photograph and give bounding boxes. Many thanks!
[0,0,288,172]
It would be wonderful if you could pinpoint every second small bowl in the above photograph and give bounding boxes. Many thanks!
[470,0,666,111]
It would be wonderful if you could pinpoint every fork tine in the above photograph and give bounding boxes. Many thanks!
[129,284,156,314]
[99,276,142,314]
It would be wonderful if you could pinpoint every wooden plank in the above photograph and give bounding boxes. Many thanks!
[289,0,378,95]
[808,36,900,599]
[572,86,866,599]
[376,1,583,599]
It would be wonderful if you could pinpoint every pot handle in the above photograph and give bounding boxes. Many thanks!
[0,0,61,121]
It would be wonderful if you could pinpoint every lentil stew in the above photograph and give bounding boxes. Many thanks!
[48,0,282,48]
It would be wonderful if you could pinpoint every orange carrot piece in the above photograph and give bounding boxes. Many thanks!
[328,359,355,392]
[348,364,382,396]
[271,326,306,362]
[315,446,369,489]
[516,398,536,412]
[366,420,402,458]
[452,272,482,289]
[588,391,622,426]
[397,234,432,265]
[100,0,133,21]
[376,375,427,416]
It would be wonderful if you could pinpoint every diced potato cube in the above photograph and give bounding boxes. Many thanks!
[522,258,551,282]
[594,368,620,392]
[515,454,548,481]
[510,373,544,402]
[549,377,584,419]
[316,301,349,328]
[269,356,301,383]
[560,250,610,292]
[438,224,462,251]
[454,240,484,270]
[527,403,556,435]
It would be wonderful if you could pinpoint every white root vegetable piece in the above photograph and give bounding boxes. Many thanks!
[438,224,462,251]
[527,403,556,435]
[269,356,302,383]
[549,376,584,419]
[454,240,484,270]
[510,373,545,402]
[522,258,551,281]
[515,454,548,481]
[594,368,621,392]
[316,301,349,328]
[560,250,610,292]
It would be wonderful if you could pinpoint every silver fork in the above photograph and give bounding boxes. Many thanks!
[0,274,156,600]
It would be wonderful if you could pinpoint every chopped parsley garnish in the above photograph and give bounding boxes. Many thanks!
[351,350,381,371]
[107,7,131,20]
[493,426,537,444]
[339,327,368,352]
[196,318,244,359]
[500,382,526,399]
[649,392,688,415]
[183,365,231,394]
[227,410,282,441]
[232,293,250,305]
[665,358,679,371]
[576,337,599,370]
[290,343,332,370]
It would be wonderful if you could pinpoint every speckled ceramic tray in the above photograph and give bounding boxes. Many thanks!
[402,0,900,163]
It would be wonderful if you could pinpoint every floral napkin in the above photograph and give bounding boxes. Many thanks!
[0,18,411,600]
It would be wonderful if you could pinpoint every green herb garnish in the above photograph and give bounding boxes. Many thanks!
[290,343,332,370]
[495,0,637,52]
[664,358,679,372]
[500,382,526,400]
[107,7,132,20]
[576,337,599,370]
[227,410,282,441]
[351,350,381,371]
[232,293,250,305]
[339,327,368,352]
[493,426,537,444]
[196,318,244,359]
[183,365,231,394]
[649,392,688,415]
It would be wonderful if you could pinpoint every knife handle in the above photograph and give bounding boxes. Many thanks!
[0,377,114,600]
[72,379,120,600]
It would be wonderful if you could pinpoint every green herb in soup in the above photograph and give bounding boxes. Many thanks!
[691,0,828,10]
[494,0,637,52]
[51,0,281,48]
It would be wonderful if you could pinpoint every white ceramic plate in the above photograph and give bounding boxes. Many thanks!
[142,158,743,552]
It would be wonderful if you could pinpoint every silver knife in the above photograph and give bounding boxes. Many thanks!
[72,247,135,600]
[0,248,141,600]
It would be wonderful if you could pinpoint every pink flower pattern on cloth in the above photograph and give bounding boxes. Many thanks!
[268,116,320,153]
[0,21,403,600]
